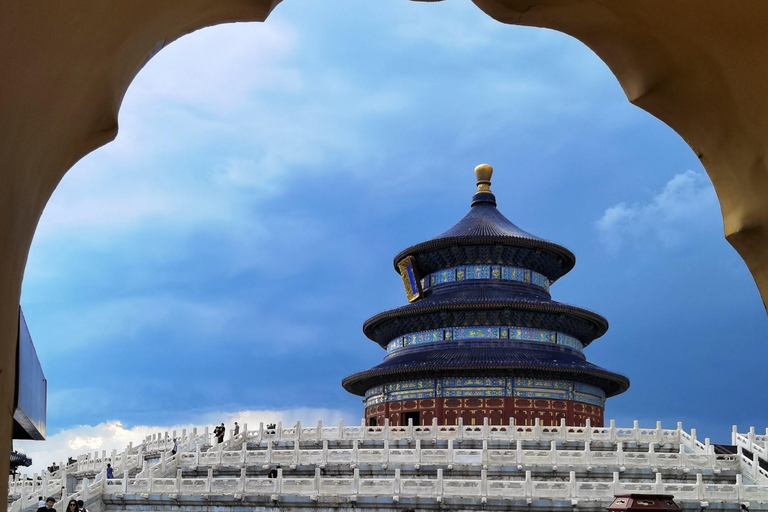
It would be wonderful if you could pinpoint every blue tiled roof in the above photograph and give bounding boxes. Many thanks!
[342,341,629,397]
[393,201,575,281]
[363,284,608,347]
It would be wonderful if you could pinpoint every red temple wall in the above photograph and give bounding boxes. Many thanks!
[365,397,603,427]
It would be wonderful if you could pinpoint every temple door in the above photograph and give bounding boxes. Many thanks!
[444,409,459,425]
[488,409,504,425]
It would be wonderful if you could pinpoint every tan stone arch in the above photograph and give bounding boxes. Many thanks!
[2,0,767,493]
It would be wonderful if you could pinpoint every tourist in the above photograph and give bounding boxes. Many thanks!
[233,422,239,437]
[217,423,225,444]
[66,499,78,512]
[36,497,54,512]
[76,500,86,512]
[106,463,113,485]
[37,497,45,508]
[171,438,178,455]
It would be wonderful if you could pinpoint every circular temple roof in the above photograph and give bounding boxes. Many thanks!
[362,285,609,347]
[393,165,575,281]
[342,340,630,398]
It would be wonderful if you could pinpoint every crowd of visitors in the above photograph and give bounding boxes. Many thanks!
[34,497,87,512]
[212,422,242,444]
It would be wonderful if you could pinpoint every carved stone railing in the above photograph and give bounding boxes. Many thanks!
[6,421,757,512]
[99,468,762,504]
[7,428,208,512]
[240,418,699,447]
[178,438,737,473]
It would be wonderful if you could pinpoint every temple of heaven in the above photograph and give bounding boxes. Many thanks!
[342,164,629,428]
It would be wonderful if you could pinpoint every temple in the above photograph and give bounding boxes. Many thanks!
[343,164,629,427]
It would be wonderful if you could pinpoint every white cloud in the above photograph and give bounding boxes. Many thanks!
[596,170,720,253]
[14,408,357,475]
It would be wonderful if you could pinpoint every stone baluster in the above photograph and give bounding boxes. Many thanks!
[241,438,247,464]
[524,470,532,499]
[436,468,444,499]
[416,439,422,465]
[584,441,591,467]
[482,416,489,438]
[550,440,558,465]
[754,452,761,479]
[611,472,620,495]
[266,440,273,465]
[339,418,345,441]
[569,471,577,499]
[655,421,663,443]
[617,441,624,467]
[195,443,201,465]
[448,439,454,464]
[608,419,616,442]
[480,469,487,500]
[258,422,264,443]
[515,437,522,465]
[393,468,401,496]
[176,469,182,493]
[277,421,283,442]
[533,417,541,439]
[407,417,414,439]
[296,421,302,442]
[632,420,639,441]
[316,420,322,442]
[293,440,300,466]
[275,467,283,494]
[695,473,704,499]
[205,468,212,493]
[321,440,328,467]
[240,467,246,493]
[383,439,390,465]
[352,468,359,495]
[352,439,359,465]
[736,474,743,502]
[732,425,738,445]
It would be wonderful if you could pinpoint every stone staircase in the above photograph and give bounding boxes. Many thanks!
[10,420,768,512]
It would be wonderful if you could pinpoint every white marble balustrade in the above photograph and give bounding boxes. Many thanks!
[178,438,738,472]
[98,467,764,503]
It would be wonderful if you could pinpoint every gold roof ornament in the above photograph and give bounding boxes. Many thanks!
[474,163,493,193]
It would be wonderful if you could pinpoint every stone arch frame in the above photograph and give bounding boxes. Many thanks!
[2,0,768,491]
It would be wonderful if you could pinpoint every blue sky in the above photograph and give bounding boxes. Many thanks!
[15,0,768,469]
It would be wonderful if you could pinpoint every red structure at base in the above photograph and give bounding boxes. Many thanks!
[365,397,604,427]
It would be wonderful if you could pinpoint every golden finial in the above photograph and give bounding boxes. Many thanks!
[474,163,493,193]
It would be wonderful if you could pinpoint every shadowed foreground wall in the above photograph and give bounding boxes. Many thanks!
[1,0,767,499]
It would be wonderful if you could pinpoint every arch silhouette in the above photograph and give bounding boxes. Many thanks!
[2,0,767,492]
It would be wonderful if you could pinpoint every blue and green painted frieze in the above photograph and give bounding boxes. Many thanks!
[386,326,583,352]
[364,377,605,408]
[422,265,551,292]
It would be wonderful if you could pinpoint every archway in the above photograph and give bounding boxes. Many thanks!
[2,0,768,495]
